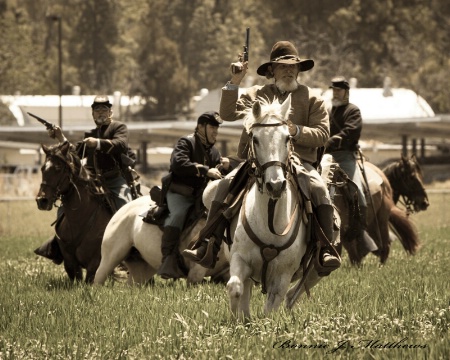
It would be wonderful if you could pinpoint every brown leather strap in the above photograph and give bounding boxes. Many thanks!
[241,190,302,294]
[268,197,299,236]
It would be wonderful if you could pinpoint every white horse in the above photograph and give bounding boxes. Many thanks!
[211,95,323,319]
[93,195,229,285]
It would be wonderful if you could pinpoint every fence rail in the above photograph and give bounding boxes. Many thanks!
[0,173,41,200]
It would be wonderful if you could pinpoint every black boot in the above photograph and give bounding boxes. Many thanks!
[357,206,379,257]
[34,236,64,265]
[316,204,341,272]
[157,226,187,279]
[183,200,225,269]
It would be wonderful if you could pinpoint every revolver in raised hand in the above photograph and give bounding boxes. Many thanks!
[231,27,250,74]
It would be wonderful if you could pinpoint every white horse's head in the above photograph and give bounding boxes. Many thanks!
[243,95,293,199]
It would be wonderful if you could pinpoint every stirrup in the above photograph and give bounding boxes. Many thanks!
[322,252,341,269]
[184,238,217,269]
[315,248,340,277]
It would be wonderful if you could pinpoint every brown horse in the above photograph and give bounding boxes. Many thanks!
[382,154,429,213]
[321,154,425,265]
[36,142,112,283]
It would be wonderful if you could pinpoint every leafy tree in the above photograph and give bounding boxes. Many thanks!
[68,0,120,94]
[0,0,449,116]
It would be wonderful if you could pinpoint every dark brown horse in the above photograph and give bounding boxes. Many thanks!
[321,154,425,265]
[36,142,112,283]
[382,154,429,213]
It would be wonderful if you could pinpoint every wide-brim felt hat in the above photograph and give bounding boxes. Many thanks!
[256,41,314,76]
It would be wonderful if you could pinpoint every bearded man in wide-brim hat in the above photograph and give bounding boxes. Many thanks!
[183,41,341,276]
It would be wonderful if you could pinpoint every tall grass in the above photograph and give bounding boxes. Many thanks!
[0,191,449,360]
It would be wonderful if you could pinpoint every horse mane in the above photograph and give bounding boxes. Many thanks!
[382,161,397,180]
[47,144,99,194]
[409,156,424,179]
[383,156,423,181]
[241,97,288,134]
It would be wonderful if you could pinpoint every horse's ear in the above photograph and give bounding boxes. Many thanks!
[42,144,50,155]
[60,141,70,156]
[280,94,292,120]
[252,100,261,119]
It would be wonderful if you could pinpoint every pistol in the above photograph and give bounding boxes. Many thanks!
[231,27,250,74]
[27,112,55,130]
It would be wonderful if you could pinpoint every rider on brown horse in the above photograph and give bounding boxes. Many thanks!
[35,95,135,264]
[325,76,378,256]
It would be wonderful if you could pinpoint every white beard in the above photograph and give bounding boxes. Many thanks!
[276,78,298,93]
[94,116,112,126]
[332,98,348,107]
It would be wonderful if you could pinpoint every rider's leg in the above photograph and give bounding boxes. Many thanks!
[157,226,185,279]
[157,190,193,279]
[183,162,249,268]
[34,235,63,265]
[350,165,379,256]
[183,199,227,268]
[102,176,133,212]
[182,177,232,269]
[305,163,341,271]
[316,204,341,268]
[333,151,378,256]
[34,206,64,265]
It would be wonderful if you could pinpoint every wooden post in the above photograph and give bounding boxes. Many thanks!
[141,141,148,173]
[401,135,408,157]
[420,138,425,159]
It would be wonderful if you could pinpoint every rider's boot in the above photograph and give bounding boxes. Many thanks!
[316,204,341,273]
[357,206,379,257]
[183,200,225,269]
[157,226,187,280]
[34,236,64,265]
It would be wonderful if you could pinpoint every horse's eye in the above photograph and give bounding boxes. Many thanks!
[253,138,260,146]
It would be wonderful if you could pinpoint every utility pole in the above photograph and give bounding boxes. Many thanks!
[48,15,63,128]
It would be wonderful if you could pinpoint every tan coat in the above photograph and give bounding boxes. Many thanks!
[220,83,329,164]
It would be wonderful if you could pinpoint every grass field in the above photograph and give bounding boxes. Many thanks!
[0,188,449,359]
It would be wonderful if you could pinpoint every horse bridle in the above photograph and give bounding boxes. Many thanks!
[248,120,294,193]
[389,161,428,213]
[40,152,81,208]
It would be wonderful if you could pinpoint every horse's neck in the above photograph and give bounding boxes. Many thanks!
[249,180,298,232]
[62,179,98,215]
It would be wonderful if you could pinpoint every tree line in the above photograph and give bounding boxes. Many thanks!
[1,0,449,120]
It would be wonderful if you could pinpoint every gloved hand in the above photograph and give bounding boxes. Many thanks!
[325,136,342,151]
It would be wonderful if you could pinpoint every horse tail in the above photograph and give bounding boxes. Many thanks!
[389,206,420,255]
